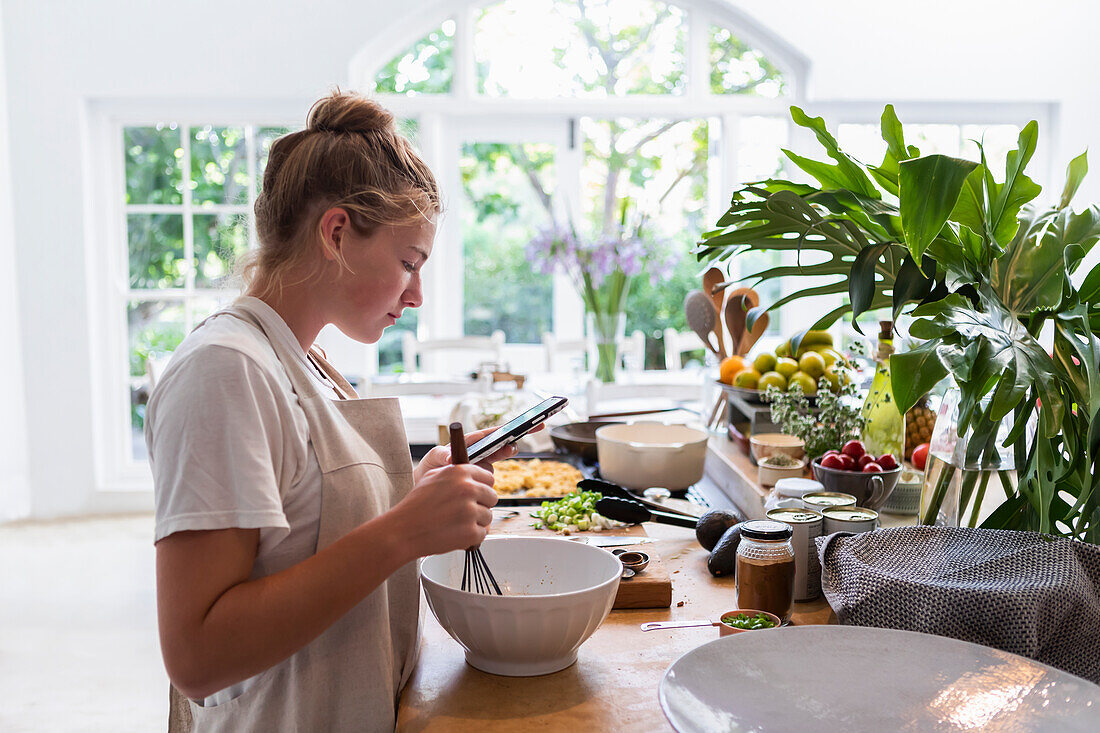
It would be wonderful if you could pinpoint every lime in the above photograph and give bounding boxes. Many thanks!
[733,368,761,390]
[758,371,787,392]
[775,357,799,379]
[788,371,818,395]
[798,351,826,379]
[753,352,778,374]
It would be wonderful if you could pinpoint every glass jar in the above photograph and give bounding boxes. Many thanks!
[918,386,1021,528]
[735,520,796,624]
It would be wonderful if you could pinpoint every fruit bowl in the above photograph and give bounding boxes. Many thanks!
[811,457,901,511]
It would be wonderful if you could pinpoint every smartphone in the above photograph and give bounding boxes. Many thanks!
[465,396,569,463]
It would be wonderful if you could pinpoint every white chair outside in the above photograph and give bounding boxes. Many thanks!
[402,329,505,375]
[663,328,707,371]
[541,328,646,375]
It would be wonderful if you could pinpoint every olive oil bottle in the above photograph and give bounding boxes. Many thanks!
[860,321,905,460]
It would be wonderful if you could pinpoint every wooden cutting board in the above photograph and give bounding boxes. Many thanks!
[490,510,673,610]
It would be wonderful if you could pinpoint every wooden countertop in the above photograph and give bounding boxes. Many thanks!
[396,472,837,731]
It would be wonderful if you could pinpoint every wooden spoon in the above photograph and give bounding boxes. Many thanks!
[683,290,719,355]
[724,288,760,356]
[740,310,770,356]
[702,268,727,360]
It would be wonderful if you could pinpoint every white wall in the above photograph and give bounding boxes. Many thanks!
[3,0,1099,518]
[0,0,30,521]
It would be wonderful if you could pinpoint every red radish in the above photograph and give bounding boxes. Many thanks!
[838,454,857,471]
[857,454,876,469]
[842,440,866,460]
[821,454,846,470]
[862,462,883,473]
[912,443,930,471]
[877,453,899,471]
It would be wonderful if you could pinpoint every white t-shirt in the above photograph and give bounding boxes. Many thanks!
[146,297,341,704]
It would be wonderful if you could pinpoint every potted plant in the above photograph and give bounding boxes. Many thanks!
[527,202,679,382]
[697,105,1100,541]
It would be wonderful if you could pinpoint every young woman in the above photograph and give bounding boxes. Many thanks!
[147,91,511,732]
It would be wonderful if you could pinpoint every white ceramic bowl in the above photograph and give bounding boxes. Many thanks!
[749,433,805,463]
[420,536,622,677]
[595,422,709,491]
[757,457,807,487]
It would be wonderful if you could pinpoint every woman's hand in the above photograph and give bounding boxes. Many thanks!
[413,424,545,482]
[390,462,499,557]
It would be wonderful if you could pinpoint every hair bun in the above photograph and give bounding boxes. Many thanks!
[307,90,394,135]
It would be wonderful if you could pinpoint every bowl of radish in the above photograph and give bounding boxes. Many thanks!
[810,440,901,511]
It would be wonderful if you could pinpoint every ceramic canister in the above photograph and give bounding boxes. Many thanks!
[766,507,823,601]
[821,506,879,535]
[802,491,857,512]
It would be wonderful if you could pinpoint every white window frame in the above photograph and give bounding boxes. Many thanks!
[85,99,307,493]
[353,0,812,349]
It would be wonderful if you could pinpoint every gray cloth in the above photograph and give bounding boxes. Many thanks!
[816,526,1100,684]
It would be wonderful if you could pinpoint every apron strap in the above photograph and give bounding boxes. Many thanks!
[306,348,359,401]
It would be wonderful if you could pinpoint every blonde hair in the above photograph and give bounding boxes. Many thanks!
[241,90,441,299]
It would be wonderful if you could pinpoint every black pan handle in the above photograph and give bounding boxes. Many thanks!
[596,497,697,529]
[579,478,700,519]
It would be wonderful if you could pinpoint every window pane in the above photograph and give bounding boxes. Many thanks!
[461,142,555,343]
[191,126,249,206]
[709,25,787,97]
[255,126,296,192]
[908,124,961,157]
[194,213,248,288]
[378,310,418,374]
[476,0,685,98]
[124,125,183,204]
[128,299,187,459]
[961,124,1021,172]
[374,20,455,95]
[836,123,887,167]
[128,214,185,289]
[580,117,706,355]
[738,116,788,183]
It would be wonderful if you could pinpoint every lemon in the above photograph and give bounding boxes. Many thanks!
[758,371,787,392]
[775,357,799,379]
[788,371,818,395]
[798,351,826,379]
[816,347,843,367]
[733,368,761,389]
[822,365,840,392]
[752,352,778,374]
[719,355,746,385]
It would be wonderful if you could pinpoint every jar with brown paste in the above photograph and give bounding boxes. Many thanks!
[735,520,795,624]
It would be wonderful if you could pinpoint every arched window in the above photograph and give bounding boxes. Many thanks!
[352,0,807,373]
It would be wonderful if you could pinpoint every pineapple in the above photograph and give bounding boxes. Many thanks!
[905,395,936,459]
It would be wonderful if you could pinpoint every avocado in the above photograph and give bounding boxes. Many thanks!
[695,508,745,551]
[707,523,743,577]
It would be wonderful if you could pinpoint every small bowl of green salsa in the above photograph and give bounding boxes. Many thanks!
[717,609,781,636]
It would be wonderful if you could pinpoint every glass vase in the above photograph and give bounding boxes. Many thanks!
[918,387,1018,528]
[587,311,626,383]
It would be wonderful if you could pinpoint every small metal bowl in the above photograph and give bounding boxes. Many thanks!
[615,550,650,573]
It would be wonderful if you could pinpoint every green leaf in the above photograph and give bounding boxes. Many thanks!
[989,121,1043,245]
[849,243,892,319]
[890,338,947,413]
[1059,150,1088,210]
[1080,260,1100,303]
[899,155,978,261]
[789,106,880,199]
[891,254,935,322]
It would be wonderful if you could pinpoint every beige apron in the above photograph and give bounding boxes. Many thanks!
[168,298,420,732]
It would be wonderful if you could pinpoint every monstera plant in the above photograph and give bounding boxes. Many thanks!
[697,105,1100,542]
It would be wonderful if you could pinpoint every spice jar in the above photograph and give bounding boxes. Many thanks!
[735,520,796,624]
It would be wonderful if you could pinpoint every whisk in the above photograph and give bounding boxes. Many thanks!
[449,423,503,595]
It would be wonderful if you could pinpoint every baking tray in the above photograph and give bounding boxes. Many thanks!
[493,452,597,506]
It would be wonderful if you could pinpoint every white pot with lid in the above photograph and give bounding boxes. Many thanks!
[595,421,708,491]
